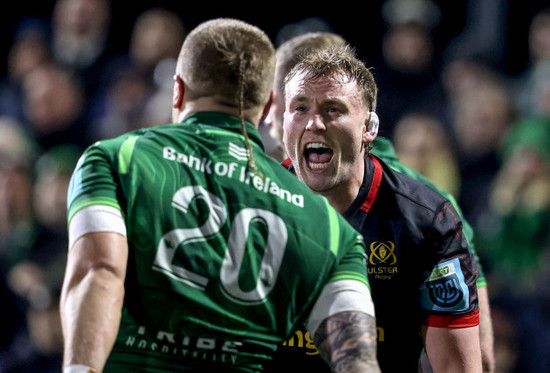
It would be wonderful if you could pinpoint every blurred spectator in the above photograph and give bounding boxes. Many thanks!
[0,17,52,123]
[392,112,461,198]
[450,80,516,230]
[514,7,550,118]
[8,144,80,293]
[90,66,152,141]
[0,117,38,180]
[477,117,550,294]
[126,7,185,74]
[372,1,447,140]
[20,64,90,151]
[0,119,40,371]
[6,145,81,302]
[1,145,81,373]
[441,57,501,101]
[139,57,178,128]
[440,55,506,132]
[0,117,38,273]
[380,0,441,29]
[515,60,550,120]
[50,0,113,105]
[472,116,550,373]
[91,7,186,140]
[31,145,82,256]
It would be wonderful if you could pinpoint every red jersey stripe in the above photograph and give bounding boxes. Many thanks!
[423,310,480,328]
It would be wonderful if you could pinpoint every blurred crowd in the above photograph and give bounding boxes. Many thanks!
[0,0,549,372]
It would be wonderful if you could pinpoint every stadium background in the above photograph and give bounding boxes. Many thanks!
[1,0,549,78]
[1,1,550,372]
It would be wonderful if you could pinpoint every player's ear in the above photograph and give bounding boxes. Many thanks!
[368,112,379,133]
[173,74,184,110]
[261,90,274,121]
[363,112,379,143]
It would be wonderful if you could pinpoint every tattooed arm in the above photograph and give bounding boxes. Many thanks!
[314,311,380,373]
[306,279,380,372]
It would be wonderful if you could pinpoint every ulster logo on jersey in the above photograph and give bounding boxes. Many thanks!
[367,241,398,280]
[368,241,396,266]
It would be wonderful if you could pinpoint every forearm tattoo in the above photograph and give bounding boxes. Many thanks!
[314,311,380,373]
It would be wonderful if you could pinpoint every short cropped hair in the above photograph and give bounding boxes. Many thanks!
[178,18,275,110]
[285,44,378,112]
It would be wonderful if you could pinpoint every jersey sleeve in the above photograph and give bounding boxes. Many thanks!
[377,145,487,288]
[439,187,486,288]
[306,279,375,337]
[67,139,125,231]
[323,198,370,287]
[306,204,375,337]
[420,201,479,328]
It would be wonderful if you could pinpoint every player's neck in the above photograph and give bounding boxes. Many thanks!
[179,98,261,127]
[319,162,365,215]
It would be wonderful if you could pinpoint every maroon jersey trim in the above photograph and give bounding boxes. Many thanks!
[423,310,480,328]
[360,154,383,213]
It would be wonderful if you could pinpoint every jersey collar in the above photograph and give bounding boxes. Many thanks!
[181,111,265,150]
[344,154,383,217]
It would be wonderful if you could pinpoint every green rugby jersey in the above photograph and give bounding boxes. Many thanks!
[372,136,486,287]
[67,112,371,372]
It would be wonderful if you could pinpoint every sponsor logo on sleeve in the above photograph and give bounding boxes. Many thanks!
[421,258,469,311]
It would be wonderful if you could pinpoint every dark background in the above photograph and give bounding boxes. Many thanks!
[1,0,549,78]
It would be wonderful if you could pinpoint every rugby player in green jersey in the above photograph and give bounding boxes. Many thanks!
[262,32,494,373]
[59,19,381,373]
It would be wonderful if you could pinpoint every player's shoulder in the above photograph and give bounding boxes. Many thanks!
[375,155,450,212]
[86,127,152,149]
[100,124,202,153]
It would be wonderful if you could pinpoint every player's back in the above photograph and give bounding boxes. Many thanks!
[68,112,368,372]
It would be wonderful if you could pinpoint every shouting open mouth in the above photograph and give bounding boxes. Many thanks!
[304,142,333,170]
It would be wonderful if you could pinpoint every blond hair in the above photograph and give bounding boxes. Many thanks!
[178,18,275,111]
[285,43,378,112]
[275,32,346,95]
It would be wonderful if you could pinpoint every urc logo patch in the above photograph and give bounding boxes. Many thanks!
[426,275,463,307]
